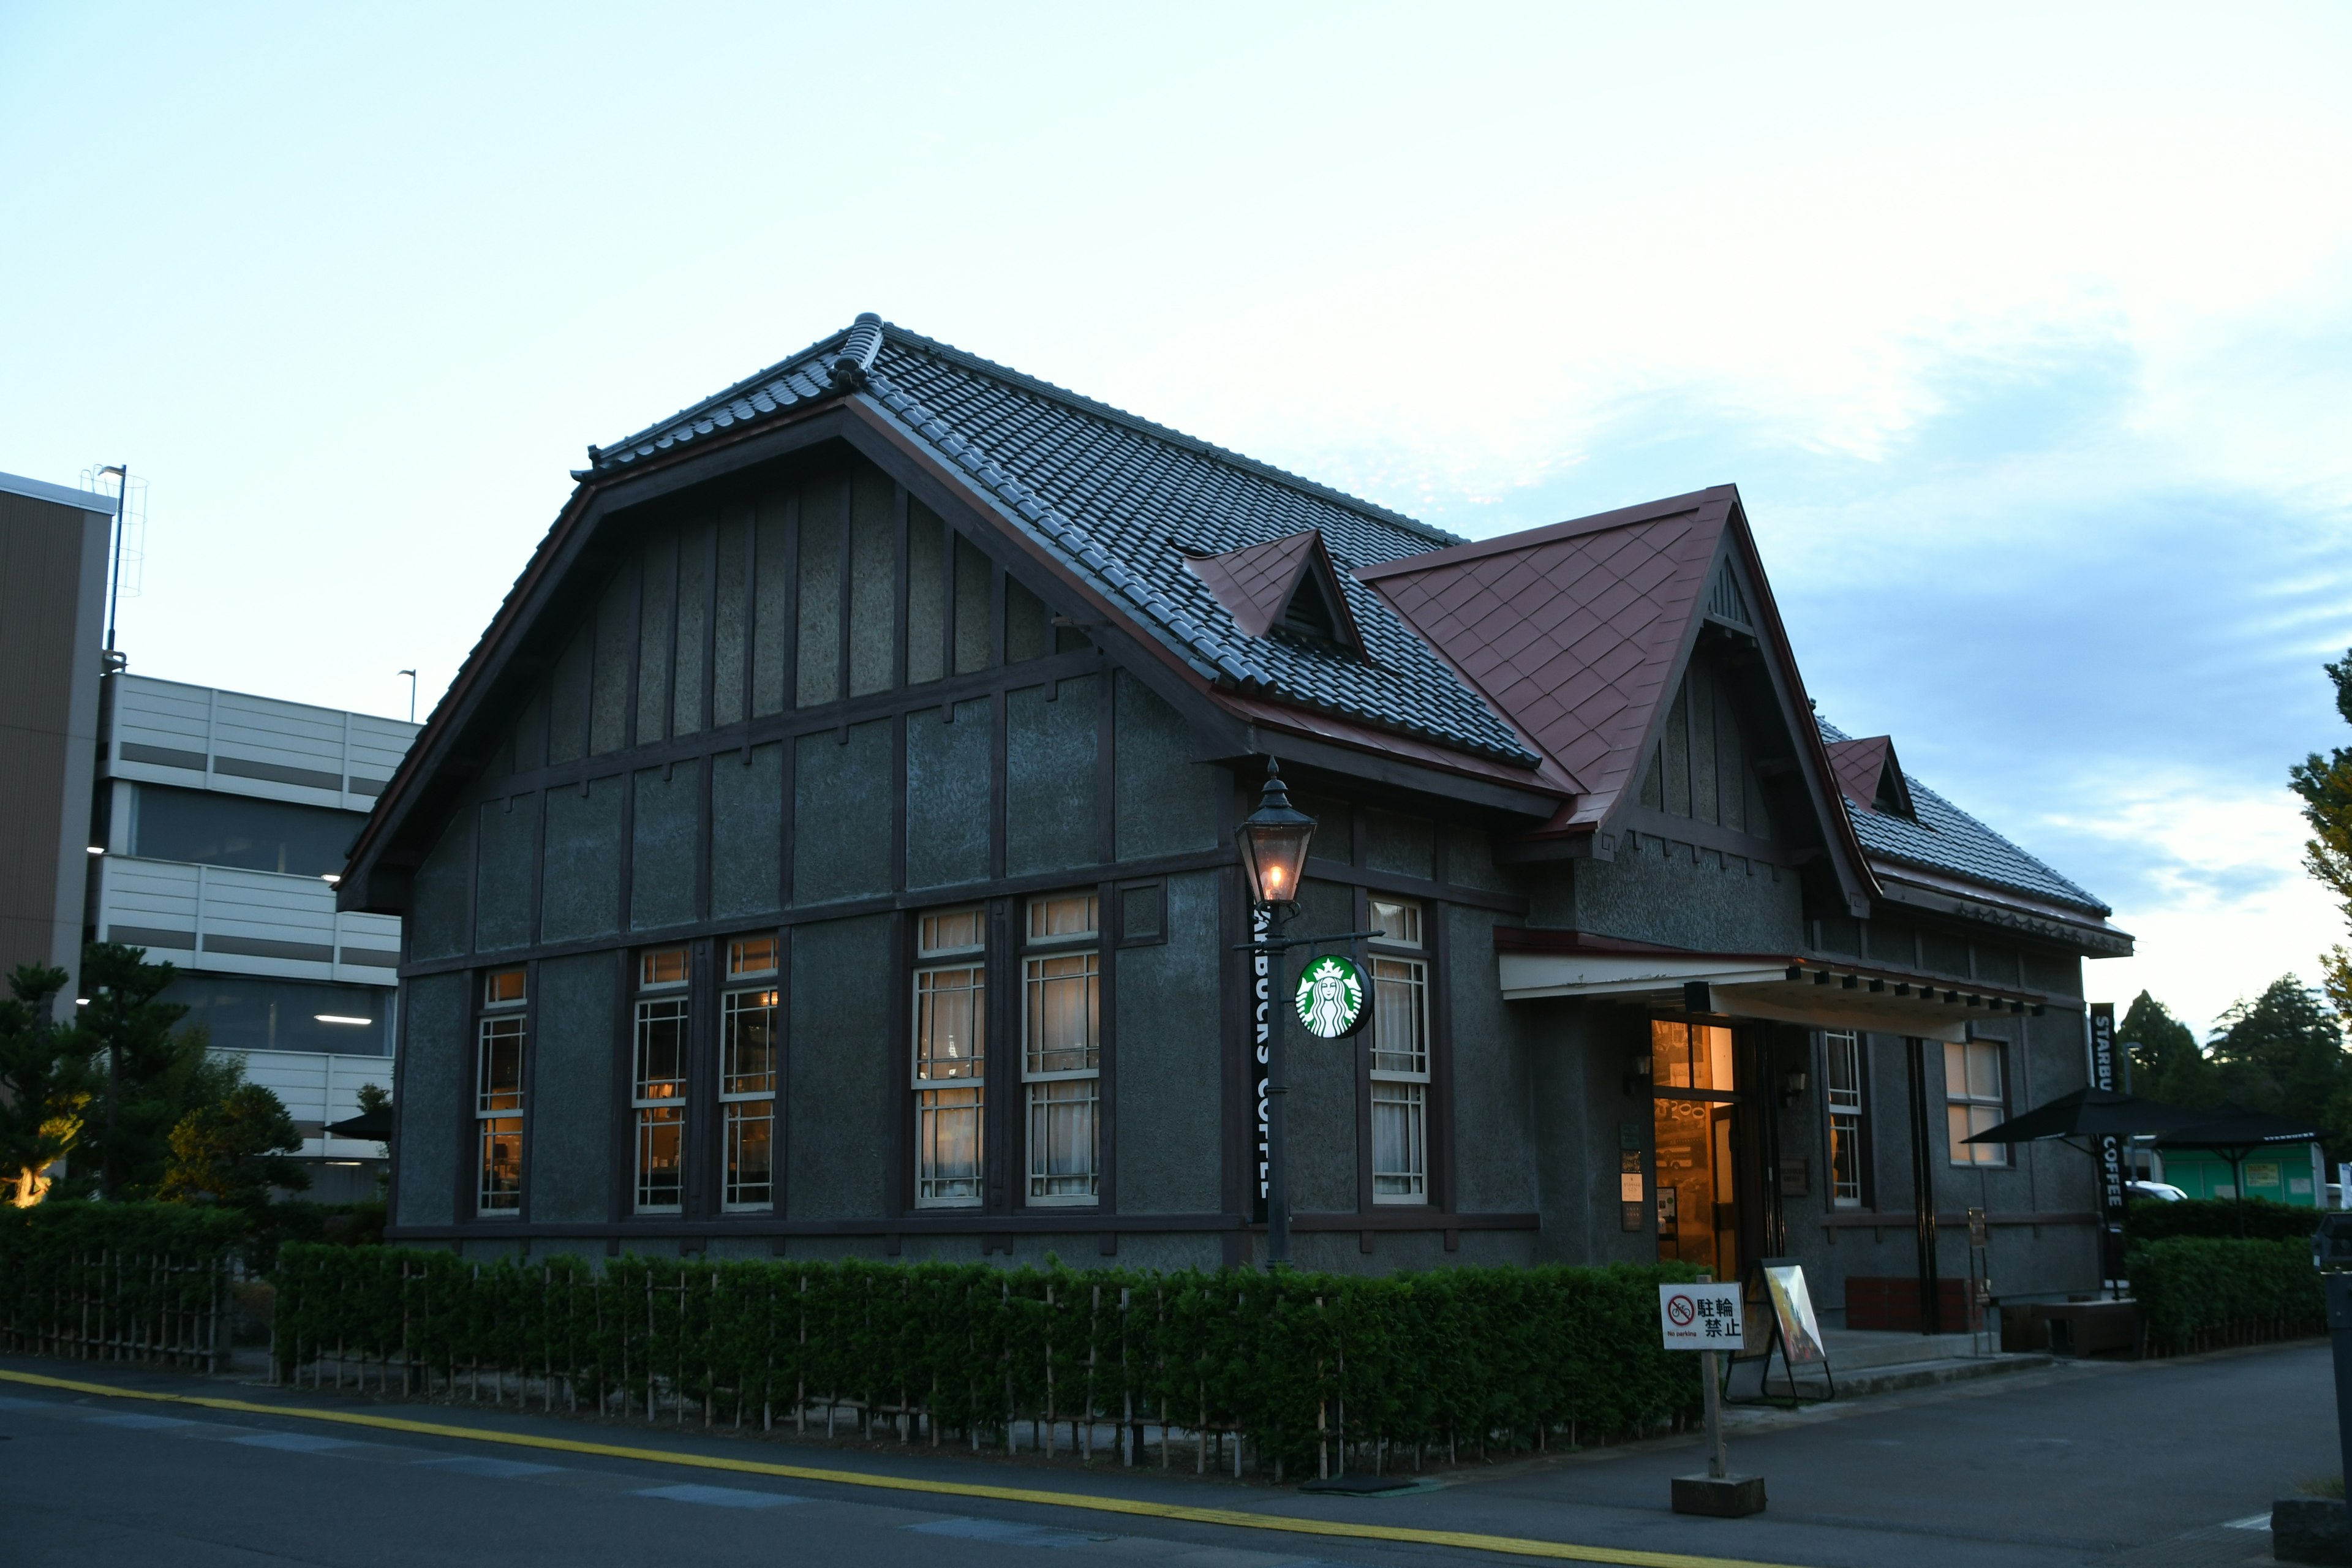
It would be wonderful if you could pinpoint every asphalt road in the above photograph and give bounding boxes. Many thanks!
[0,1344,2329,1568]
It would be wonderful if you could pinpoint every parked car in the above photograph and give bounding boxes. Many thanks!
[2125,1180,2188,1203]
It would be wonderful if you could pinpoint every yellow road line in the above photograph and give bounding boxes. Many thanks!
[0,1366,1799,1568]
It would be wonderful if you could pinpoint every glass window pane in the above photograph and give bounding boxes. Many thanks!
[641,948,688,988]
[478,1016,526,1112]
[722,988,777,1095]
[1370,899,1420,948]
[1027,893,1099,943]
[1025,953,1098,1074]
[133,782,363,879]
[484,968,527,1007]
[1027,1079,1098,1199]
[915,966,986,1079]
[1702,1026,1735,1093]
[725,1100,772,1210]
[919,908,985,956]
[1372,1081,1426,1200]
[635,998,688,1099]
[636,1106,684,1210]
[1371,957,1426,1076]
[1969,1042,2003,1101]
[917,1085,984,1204]
[1651,1019,1690,1088]
[478,1118,523,1213]
[1943,1041,1969,1098]
[728,936,778,977]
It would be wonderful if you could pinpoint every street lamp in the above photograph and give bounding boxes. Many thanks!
[1236,760,1380,1271]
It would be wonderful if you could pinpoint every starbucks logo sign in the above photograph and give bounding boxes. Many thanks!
[1294,955,1373,1039]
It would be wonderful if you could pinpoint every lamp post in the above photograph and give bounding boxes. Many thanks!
[1237,761,1317,1270]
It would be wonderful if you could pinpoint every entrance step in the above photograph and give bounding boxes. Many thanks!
[1728,1330,2051,1401]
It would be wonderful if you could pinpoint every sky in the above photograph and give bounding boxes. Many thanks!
[4,5,2348,1040]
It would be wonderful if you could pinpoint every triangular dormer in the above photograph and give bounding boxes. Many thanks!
[1825,735,1918,822]
[1183,529,1366,657]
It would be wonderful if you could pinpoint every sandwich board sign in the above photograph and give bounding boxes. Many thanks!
[1659,1283,1745,1350]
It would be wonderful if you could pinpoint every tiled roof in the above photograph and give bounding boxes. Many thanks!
[1359,492,1730,819]
[1817,718,2108,916]
[593,316,1536,765]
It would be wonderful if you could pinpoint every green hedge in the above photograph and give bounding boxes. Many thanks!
[273,1249,1706,1475]
[2129,1236,2323,1353]
[0,1201,247,1367]
[2126,1196,2321,1245]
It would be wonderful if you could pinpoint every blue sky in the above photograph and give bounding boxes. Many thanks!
[4,4,2348,1037]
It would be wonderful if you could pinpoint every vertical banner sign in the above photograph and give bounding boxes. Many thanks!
[1252,905,1272,1225]
[2088,1002,2125,1280]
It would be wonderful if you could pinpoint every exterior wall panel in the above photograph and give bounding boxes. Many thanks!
[530,951,618,1224]
[394,971,468,1227]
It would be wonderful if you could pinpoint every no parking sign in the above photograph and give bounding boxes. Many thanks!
[1659,1283,1744,1349]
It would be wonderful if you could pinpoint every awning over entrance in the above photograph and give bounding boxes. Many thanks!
[1494,929,2046,1042]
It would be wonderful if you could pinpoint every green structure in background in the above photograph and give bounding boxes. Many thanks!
[2157,1141,2325,1205]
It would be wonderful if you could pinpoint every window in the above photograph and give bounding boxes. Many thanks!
[476,968,527,1216]
[1822,1029,1864,1207]
[1368,898,1428,1204]
[634,948,690,1213]
[914,910,986,1207]
[722,937,779,1212]
[133,783,366,879]
[1023,892,1101,1204]
[161,974,395,1056]
[1946,1038,2008,1167]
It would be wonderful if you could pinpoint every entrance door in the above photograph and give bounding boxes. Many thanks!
[1652,1019,1743,1281]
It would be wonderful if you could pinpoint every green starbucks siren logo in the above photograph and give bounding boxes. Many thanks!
[1294,955,1373,1039]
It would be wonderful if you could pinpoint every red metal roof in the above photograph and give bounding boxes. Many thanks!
[1357,489,1729,824]
[1825,734,1915,818]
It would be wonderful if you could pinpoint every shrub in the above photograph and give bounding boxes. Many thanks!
[2129,1235,2323,1353]
[270,1249,1708,1473]
[2124,1194,2321,1245]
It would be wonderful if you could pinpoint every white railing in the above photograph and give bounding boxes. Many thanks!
[91,856,401,984]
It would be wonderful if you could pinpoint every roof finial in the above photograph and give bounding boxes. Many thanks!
[829,312,885,389]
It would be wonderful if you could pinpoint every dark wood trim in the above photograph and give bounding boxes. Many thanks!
[1429,894,1457,1217]
[1817,1208,2098,1230]
[1096,873,1118,1221]
[698,509,721,737]
[1351,884,1374,1215]
[384,1207,1541,1243]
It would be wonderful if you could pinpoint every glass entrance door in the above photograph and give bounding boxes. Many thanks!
[1652,1019,1742,1280]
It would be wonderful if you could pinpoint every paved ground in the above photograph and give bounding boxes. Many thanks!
[0,1343,2331,1567]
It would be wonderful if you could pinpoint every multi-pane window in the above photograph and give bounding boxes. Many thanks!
[1946,1038,2008,1167]
[1368,898,1428,1204]
[634,948,690,1213]
[476,968,527,1216]
[914,909,986,1207]
[1822,1029,1864,1207]
[1023,892,1101,1205]
[722,936,780,1212]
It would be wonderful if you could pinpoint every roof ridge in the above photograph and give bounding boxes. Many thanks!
[1354,489,1727,582]
[872,320,1464,550]
[590,321,858,464]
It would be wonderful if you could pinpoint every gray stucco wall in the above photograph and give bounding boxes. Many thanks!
[409,815,473,962]
[1114,671,1218,861]
[787,916,892,1219]
[710,741,784,919]
[1287,876,1359,1213]
[1446,905,1538,1214]
[793,721,892,903]
[905,698,992,889]
[541,774,624,944]
[474,794,537,953]
[630,760,701,930]
[1114,869,1223,1213]
[530,951,617,1224]
[1005,675,1098,878]
[394,971,468,1227]
[1548,836,1803,954]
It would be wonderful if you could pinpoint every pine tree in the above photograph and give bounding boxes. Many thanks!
[2120,991,2204,1098]
[2289,648,2352,1019]
[0,965,98,1207]
[65,942,233,1200]
[159,1079,309,1212]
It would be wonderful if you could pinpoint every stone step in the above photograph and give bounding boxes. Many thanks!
[1732,1351,2051,1402]
[1817,1330,1985,1372]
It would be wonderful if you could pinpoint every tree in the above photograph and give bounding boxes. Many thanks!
[64,943,233,1200]
[2120,991,2203,1098]
[0,965,96,1207]
[2290,648,2352,1019]
[159,1079,309,1212]
[2207,976,2352,1166]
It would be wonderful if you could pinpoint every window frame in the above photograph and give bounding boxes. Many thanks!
[631,947,691,1215]
[912,908,987,1210]
[1367,897,1430,1206]
[1820,1028,1867,1208]
[1021,891,1102,1207]
[719,935,781,1215]
[474,968,528,1218]
[1945,1036,2010,1168]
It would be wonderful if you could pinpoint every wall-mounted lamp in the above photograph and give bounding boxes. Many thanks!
[1780,1068,1810,1108]
[1623,1049,1654,1099]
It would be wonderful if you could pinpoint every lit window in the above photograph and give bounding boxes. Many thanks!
[1823,1029,1864,1207]
[722,941,778,1212]
[1946,1038,2008,1167]
[476,968,527,1216]
[914,910,986,1207]
[1023,893,1099,1204]
[1369,902,1428,1204]
[634,951,690,1212]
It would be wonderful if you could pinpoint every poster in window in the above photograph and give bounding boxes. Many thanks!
[1763,1263,1827,1366]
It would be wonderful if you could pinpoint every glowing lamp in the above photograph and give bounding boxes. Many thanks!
[1237,760,1316,909]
